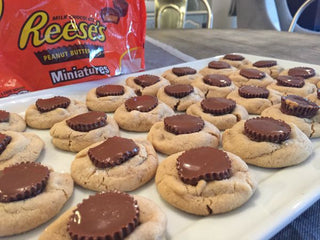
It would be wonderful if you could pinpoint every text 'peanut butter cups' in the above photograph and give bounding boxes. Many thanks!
[201,98,236,115]
[238,85,269,99]
[208,61,231,69]
[96,84,125,97]
[244,117,291,143]
[288,67,315,79]
[253,60,277,68]
[164,114,204,135]
[125,95,158,112]
[223,54,244,61]
[88,136,140,168]
[68,191,139,240]
[0,133,11,155]
[281,95,319,118]
[36,96,70,113]
[0,110,9,123]
[164,84,194,98]
[240,68,266,79]
[66,111,107,132]
[203,74,232,87]
[172,67,197,77]
[276,76,305,88]
[176,147,232,186]
[0,162,50,202]
[134,74,160,87]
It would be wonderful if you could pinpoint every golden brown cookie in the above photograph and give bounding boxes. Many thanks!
[25,96,88,129]
[280,66,320,85]
[186,98,249,130]
[0,110,26,132]
[39,193,167,240]
[125,74,170,96]
[162,66,203,85]
[157,84,204,111]
[222,118,313,167]
[247,60,283,78]
[113,95,175,132]
[227,85,281,115]
[147,114,221,155]
[0,131,44,170]
[71,137,158,192]
[50,111,120,152]
[86,84,136,112]
[0,163,73,237]
[229,69,276,88]
[155,147,257,215]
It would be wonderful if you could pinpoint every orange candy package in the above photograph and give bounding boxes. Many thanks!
[0,0,146,97]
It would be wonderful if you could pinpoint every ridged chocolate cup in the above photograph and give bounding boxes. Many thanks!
[201,98,236,115]
[66,111,107,132]
[172,67,197,77]
[0,133,11,155]
[0,110,9,122]
[238,85,269,99]
[276,76,305,88]
[281,95,319,118]
[96,85,125,97]
[164,84,194,98]
[36,96,70,113]
[164,114,204,135]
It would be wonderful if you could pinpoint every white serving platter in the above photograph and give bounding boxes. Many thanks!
[1,54,320,240]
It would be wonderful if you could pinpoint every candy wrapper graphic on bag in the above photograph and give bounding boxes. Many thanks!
[0,0,146,97]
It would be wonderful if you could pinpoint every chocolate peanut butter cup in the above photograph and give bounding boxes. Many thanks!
[240,68,266,79]
[66,111,107,132]
[244,117,291,143]
[125,95,158,112]
[68,191,139,240]
[317,89,320,99]
[276,76,305,88]
[201,98,236,115]
[36,96,70,113]
[288,67,315,79]
[96,84,125,97]
[0,110,9,123]
[253,60,277,68]
[134,74,160,87]
[0,162,50,203]
[208,61,231,69]
[203,74,232,87]
[164,84,194,98]
[172,67,197,77]
[238,85,269,99]
[223,54,245,61]
[101,7,120,24]
[176,147,232,186]
[281,95,319,118]
[164,114,204,135]
[0,133,11,155]
[88,136,140,168]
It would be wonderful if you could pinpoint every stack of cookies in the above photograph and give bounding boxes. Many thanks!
[1,53,319,239]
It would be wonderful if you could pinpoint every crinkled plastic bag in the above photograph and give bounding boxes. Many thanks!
[0,0,146,97]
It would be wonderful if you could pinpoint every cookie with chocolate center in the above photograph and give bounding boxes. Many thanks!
[288,67,316,79]
[66,111,107,132]
[36,96,70,113]
[96,84,125,97]
[253,60,277,68]
[208,61,231,69]
[203,74,232,87]
[240,68,266,79]
[125,95,158,112]
[276,76,305,88]
[0,133,11,155]
[68,191,139,240]
[0,162,49,203]
[281,95,319,118]
[164,114,204,135]
[223,54,244,61]
[238,85,269,99]
[164,84,194,98]
[244,117,291,143]
[88,136,139,168]
[172,67,197,77]
[201,98,236,115]
[176,147,232,186]
[134,74,160,88]
[0,110,9,123]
